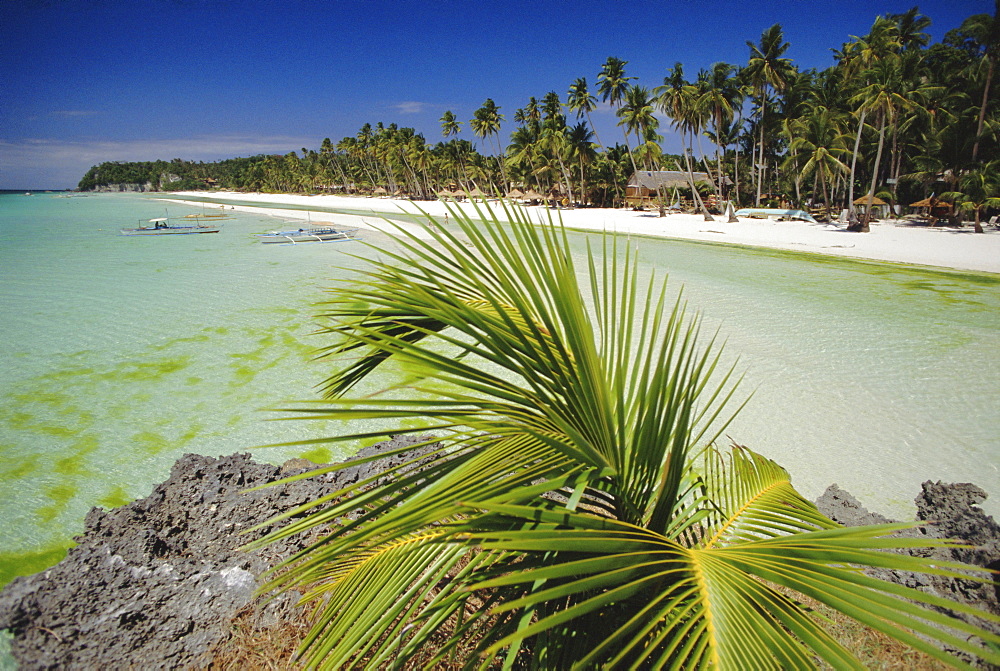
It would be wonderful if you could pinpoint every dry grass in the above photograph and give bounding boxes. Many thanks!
[204,605,310,671]
[796,593,954,671]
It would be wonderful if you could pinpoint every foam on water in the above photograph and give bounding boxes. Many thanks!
[1,192,998,586]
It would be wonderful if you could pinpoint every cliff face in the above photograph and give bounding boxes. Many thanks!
[88,182,155,192]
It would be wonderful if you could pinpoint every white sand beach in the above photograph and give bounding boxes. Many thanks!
[172,191,1000,274]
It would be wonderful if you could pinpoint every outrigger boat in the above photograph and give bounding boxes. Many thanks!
[182,205,233,221]
[255,226,359,244]
[120,217,222,236]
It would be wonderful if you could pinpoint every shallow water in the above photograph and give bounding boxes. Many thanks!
[1,192,997,586]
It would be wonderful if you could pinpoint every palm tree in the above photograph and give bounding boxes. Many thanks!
[850,56,921,229]
[567,76,603,148]
[745,24,795,206]
[698,62,741,201]
[598,56,638,171]
[656,65,715,220]
[782,105,851,221]
[471,98,506,193]
[569,121,597,204]
[838,16,901,225]
[960,0,1000,162]
[616,85,658,171]
[256,203,1000,669]
[941,160,1000,232]
[439,110,462,140]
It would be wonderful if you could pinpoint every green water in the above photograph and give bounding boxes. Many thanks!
[1,192,998,589]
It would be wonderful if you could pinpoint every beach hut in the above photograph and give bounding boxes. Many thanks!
[437,189,456,199]
[508,188,525,200]
[625,170,725,208]
[373,187,388,197]
[468,186,488,200]
[523,189,545,203]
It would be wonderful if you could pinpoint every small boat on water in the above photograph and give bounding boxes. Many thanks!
[255,226,359,244]
[120,217,221,236]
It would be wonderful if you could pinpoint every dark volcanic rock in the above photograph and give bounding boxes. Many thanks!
[817,481,1000,667]
[0,436,436,670]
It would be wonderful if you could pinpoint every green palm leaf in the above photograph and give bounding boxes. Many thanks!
[256,201,999,669]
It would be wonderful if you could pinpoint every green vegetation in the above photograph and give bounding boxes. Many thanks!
[77,5,999,226]
[251,201,999,669]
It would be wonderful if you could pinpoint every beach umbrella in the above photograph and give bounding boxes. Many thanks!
[508,188,525,199]
[909,197,935,208]
[437,189,455,199]
[523,189,545,201]
[373,187,388,195]
[468,187,487,199]
[853,195,887,206]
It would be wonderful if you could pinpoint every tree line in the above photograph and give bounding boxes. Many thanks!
[79,5,999,230]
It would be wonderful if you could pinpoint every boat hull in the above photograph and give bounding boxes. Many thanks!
[256,228,358,244]
[120,227,221,235]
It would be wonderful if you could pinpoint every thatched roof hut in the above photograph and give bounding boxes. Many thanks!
[853,195,887,206]
[508,188,525,199]
[626,170,728,206]
[523,189,545,201]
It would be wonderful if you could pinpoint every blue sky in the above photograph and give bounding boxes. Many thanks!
[1,0,990,189]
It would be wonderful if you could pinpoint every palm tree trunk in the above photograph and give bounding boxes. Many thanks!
[972,56,996,163]
[847,108,867,227]
[860,111,888,232]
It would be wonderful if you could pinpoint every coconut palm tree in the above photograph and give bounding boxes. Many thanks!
[782,105,852,220]
[941,160,1000,232]
[698,62,741,201]
[471,98,506,193]
[960,0,1000,162]
[850,56,923,229]
[255,203,1000,670]
[616,85,658,171]
[567,76,603,148]
[440,110,462,140]
[837,16,901,225]
[569,121,597,204]
[598,56,637,171]
[744,24,796,206]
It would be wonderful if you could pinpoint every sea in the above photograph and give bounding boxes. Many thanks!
[2,191,999,588]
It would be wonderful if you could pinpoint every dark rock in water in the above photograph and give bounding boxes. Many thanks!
[816,481,1000,667]
[0,435,436,670]
[815,483,898,527]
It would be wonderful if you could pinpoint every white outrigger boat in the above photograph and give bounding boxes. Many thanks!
[120,217,222,236]
[255,226,359,244]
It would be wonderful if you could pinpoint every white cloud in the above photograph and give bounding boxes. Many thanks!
[0,135,316,189]
[392,101,428,115]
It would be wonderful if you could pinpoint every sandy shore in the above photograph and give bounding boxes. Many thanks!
[171,192,1000,274]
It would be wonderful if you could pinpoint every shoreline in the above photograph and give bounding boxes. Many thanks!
[168,191,1000,275]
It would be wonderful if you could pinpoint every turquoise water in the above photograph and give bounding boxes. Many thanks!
[1,192,998,587]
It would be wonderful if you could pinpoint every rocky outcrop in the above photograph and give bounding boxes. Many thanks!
[2,449,996,670]
[0,436,436,670]
[817,481,1000,667]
